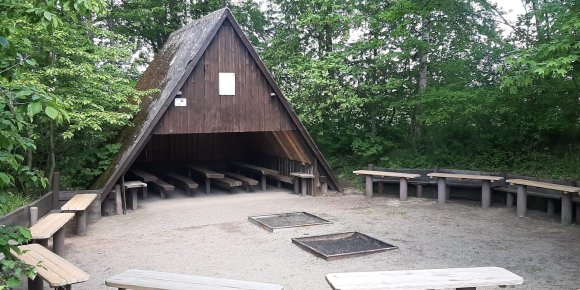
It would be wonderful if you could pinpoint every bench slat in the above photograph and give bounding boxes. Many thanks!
[223,172,259,186]
[125,181,147,189]
[326,267,522,290]
[132,170,158,182]
[165,173,199,189]
[61,194,97,211]
[30,213,75,239]
[232,162,279,176]
[427,172,503,181]
[12,244,89,287]
[214,177,243,188]
[150,179,175,191]
[506,179,580,193]
[186,165,225,179]
[106,269,283,290]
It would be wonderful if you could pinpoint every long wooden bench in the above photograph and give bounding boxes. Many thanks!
[105,269,284,290]
[186,165,225,194]
[506,178,580,225]
[354,170,421,200]
[30,212,75,255]
[326,267,523,290]
[224,172,258,191]
[428,173,504,208]
[131,169,158,183]
[164,173,199,196]
[149,179,175,199]
[12,244,89,290]
[232,162,279,191]
[61,193,97,236]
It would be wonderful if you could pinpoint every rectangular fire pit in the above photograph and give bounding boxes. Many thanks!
[248,212,331,232]
[292,232,397,260]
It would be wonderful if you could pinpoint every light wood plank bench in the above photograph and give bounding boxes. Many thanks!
[353,170,421,200]
[506,178,580,225]
[427,173,504,208]
[30,212,75,255]
[105,269,284,290]
[124,181,147,209]
[290,172,314,196]
[326,267,523,290]
[224,172,259,191]
[232,162,280,191]
[186,165,225,194]
[12,244,89,290]
[164,173,199,196]
[61,193,97,236]
[149,178,175,199]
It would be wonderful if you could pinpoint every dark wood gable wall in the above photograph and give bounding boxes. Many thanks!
[153,20,295,134]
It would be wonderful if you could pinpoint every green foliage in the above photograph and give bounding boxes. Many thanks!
[0,226,36,289]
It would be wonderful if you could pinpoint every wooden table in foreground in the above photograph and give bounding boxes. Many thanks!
[29,212,75,255]
[61,193,97,236]
[105,269,284,290]
[353,170,421,200]
[326,267,523,290]
[427,173,503,208]
[506,178,580,225]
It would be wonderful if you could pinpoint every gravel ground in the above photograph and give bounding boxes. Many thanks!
[56,189,579,290]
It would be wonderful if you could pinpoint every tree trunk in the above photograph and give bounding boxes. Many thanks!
[48,121,56,186]
[412,16,430,151]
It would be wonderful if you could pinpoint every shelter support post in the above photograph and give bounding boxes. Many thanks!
[115,184,122,215]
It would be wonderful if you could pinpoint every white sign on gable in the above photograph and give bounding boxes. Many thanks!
[219,72,235,95]
[174,98,187,106]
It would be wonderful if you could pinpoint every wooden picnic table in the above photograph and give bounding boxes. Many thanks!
[186,165,224,194]
[427,173,504,208]
[507,178,580,225]
[326,267,523,290]
[232,162,279,191]
[353,170,421,200]
[30,212,75,255]
[61,193,97,236]
[290,172,314,196]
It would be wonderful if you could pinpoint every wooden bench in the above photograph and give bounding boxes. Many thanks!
[232,162,279,191]
[30,212,75,255]
[131,169,158,183]
[61,193,97,236]
[427,173,504,208]
[354,170,421,200]
[105,269,284,290]
[124,181,147,209]
[224,172,259,191]
[186,165,225,194]
[12,244,89,290]
[164,173,199,196]
[326,267,523,290]
[268,173,294,188]
[506,178,580,225]
[149,178,175,199]
[290,172,314,196]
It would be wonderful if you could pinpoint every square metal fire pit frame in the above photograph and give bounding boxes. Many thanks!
[291,232,398,261]
[248,212,331,232]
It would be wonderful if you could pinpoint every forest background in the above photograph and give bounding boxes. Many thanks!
[0,0,579,214]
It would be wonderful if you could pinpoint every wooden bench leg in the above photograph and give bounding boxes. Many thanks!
[142,187,148,199]
[294,179,299,194]
[378,182,384,195]
[416,184,423,198]
[506,192,514,208]
[277,181,281,188]
[576,203,580,225]
[28,276,43,290]
[481,180,491,209]
[76,210,87,236]
[36,238,49,248]
[516,185,527,217]
[128,188,138,210]
[547,199,554,216]
[399,178,408,201]
[437,178,446,204]
[561,194,572,225]
[365,175,373,198]
[301,178,307,197]
[456,288,476,290]
[261,175,267,191]
[205,178,211,194]
[53,228,65,256]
